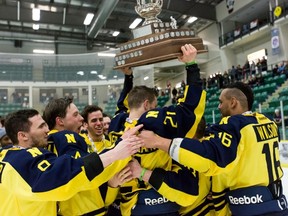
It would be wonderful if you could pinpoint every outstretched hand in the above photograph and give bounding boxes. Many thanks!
[114,135,143,160]
[178,44,197,64]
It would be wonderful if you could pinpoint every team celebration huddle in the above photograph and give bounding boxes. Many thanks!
[0,44,287,216]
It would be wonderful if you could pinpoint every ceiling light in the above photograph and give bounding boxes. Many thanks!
[84,13,94,25]
[32,8,40,21]
[112,31,120,37]
[113,75,117,78]
[50,7,57,12]
[97,53,116,57]
[33,49,54,54]
[90,71,98,74]
[98,75,106,80]
[144,76,149,80]
[77,71,84,76]
[33,24,39,30]
[129,18,142,29]
[187,16,198,23]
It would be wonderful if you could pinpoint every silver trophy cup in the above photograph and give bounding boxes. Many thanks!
[135,0,163,25]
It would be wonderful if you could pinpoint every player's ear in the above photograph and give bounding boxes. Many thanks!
[230,97,238,108]
[56,116,65,126]
[143,99,150,111]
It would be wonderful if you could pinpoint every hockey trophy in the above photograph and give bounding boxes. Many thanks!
[113,0,206,69]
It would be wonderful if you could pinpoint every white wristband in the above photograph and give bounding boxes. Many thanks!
[169,138,183,162]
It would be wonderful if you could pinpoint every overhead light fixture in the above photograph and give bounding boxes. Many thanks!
[98,75,107,80]
[187,16,198,23]
[97,53,116,57]
[112,31,120,37]
[84,13,94,25]
[90,71,98,74]
[129,18,142,29]
[77,71,84,76]
[144,76,149,80]
[33,24,39,30]
[33,49,54,54]
[32,8,40,21]
[50,7,57,12]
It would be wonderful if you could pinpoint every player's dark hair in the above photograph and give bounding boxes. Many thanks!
[5,109,39,144]
[81,105,103,123]
[43,97,73,130]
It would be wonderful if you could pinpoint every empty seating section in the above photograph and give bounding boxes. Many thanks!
[104,98,117,117]
[157,95,169,107]
[43,65,105,82]
[267,87,288,116]
[204,88,221,123]
[74,103,88,113]
[0,103,24,117]
[0,64,33,81]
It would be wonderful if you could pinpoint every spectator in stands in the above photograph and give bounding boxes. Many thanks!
[230,65,237,82]
[103,113,112,136]
[250,61,256,75]
[0,128,12,147]
[256,58,262,74]
[242,60,250,79]
[261,56,267,71]
[236,64,242,80]
[171,87,178,105]
[272,64,279,77]
[166,81,171,95]
[223,71,230,87]
[273,108,282,126]
[278,61,287,77]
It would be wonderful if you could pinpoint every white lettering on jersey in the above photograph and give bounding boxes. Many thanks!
[144,197,169,205]
[229,194,263,205]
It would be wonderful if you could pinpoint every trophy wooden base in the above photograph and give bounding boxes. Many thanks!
[113,37,207,69]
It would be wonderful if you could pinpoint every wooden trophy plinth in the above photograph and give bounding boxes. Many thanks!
[114,23,207,69]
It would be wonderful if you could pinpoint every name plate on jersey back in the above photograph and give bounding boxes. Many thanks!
[113,0,207,69]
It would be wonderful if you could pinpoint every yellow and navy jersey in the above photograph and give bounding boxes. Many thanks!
[81,133,114,153]
[169,112,287,215]
[109,113,180,215]
[137,83,206,139]
[108,85,208,215]
[47,130,130,215]
[60,133,117,215]
[149,161,213,216]
[135,84,213,215]
[0,146,104,216]
[47,129,89,158]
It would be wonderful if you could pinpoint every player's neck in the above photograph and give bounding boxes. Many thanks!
[128,110,142,120]
[89,133,104,142]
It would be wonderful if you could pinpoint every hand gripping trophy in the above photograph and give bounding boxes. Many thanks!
[114,0,206,69]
